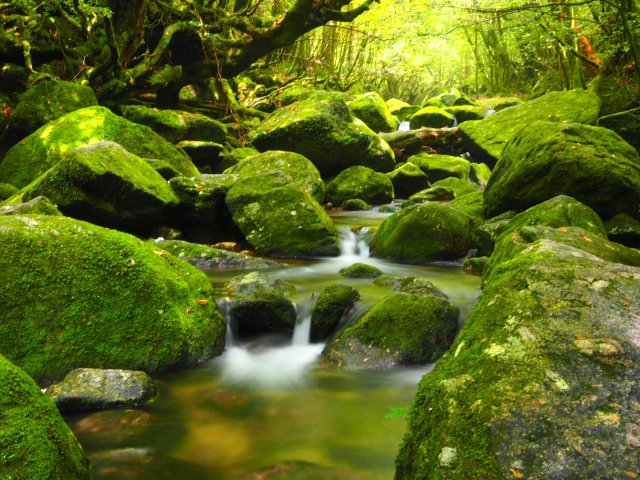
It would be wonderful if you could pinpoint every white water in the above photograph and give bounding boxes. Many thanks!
[398,121,410,131]
[291,302,313,345]
[339,227,370,258]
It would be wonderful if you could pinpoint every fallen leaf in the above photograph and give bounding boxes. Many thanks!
[196,299,208,305]
[624,301,629,307]
[334,338,340,342]
[557,227,569,232]
[626,473,637,479]
[153,250,165,256]
[363,358,369,362]
[510,468,523,478]
[196,185,205,189]
[186,308,190,314]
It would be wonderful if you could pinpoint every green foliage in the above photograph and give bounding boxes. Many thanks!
[383,406,410,418]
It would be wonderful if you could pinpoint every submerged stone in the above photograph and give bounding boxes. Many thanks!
[339,263,383,278]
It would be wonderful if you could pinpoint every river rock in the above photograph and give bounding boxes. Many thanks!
[46,368,157,410]
[444,105,487,123]
[0,196,62,216]
[0,215,225,384]
[471,211,517,257]
[596,106,640,153]
[153,239,280,269]
[250,92,395,177]
[120,105,227,144]
[0,354,90,478]
[0,183,19,201]
[342,198,369,211]
[463,256,488,275]
[478,96,524,111]
[339,263,383,278]
[409,185,455,202]
[325,292,458,369]
[310,284,360,342]
[348,91,397,133]
[13,142,179,235]
[325,166,394,206]
[225,272,296,335]
[145,158,182,180]
[431,177,479,198]
[604,213,640,248]
[387,163,431,198]
[0,106,199,189]
[408,153,471,182]
[396,224,640,479]
[483,121,640,221]
[409,106,455,129]
[225,172,340,257]
[216,146,260,173]
[370,202,481,264]
[450,191,484,219]
[386,98,421,122]
[459,90,601,167]
[468,163,491,188]
[224,150,324,204]
[373,275,448,299]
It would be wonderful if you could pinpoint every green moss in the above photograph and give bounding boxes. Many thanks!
[373,275,447,298]
[409,185,455,202]
[477,97,524,111]
[0,196,62,216]
[348,91,397,133]
[310,284,360,342]
[216,146,260,173]
[386,99,421,122]
[468,163,491,188]
[325,165,394,206]
[339,262,383,278]
[596,106,640,153]
[387,162,430,198]
[463,256,488,275]
[409,106,455,129]
[604,213,640,248]
[408,153,471,183]
[0,182,19,201]
[342,198,369,211]
[444,105,488,123]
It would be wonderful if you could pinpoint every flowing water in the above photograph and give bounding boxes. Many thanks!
[62,208,481,479]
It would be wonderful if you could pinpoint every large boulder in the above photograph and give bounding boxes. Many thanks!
[386,98,421,122]
[249,92,395,177]
[371,203,481,264]
[0,354,90,478]
[387,163,430,198]
[596,106,640,153]
[224,150,324,204]
[409,106,455,129]
[8,78,98,139]
[325,166,394,206]
[14,142,180,234]
[225,172,340,257]
[408,153,471,182]
[397,224,640,479]
[460,90,601,167]
[0,215,225,384]
[444,105,488,123]
[483,121,640,221]
[120,105,227,144]
[310,284,360,342]
[0,106,199,189]
[410,177,479,203]
[348,91,397,133]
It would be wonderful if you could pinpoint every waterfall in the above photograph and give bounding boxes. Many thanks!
[216,297,237,348]
[338,227,370,258]
[291,301,313,346]
[398,121,410,131]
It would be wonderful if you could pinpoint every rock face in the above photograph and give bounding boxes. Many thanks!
[409,106,455,129]
[325,292,458,369]
[396,225,640,479]
[249,92,395,177]
[46,368,157,410]
[0,215,225,384]
[225,172,340,257]
[483,121,640,221]
[408,153,471,183]
[0,354,91,478]
[371,203,481,264]
[597,106,640,153]
[16,142,179,234]
[348,91,397,133]
[325,166,394,206]
[310,284,360,342]
[459,90,601,167]
[0,106,199,189]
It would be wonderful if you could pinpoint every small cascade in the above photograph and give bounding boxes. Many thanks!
[216,297,237,348]
[291,301,314,345]
[398,121,410,131]
[453,116,458,128]
[484,109,497,118]
[339,227,370,258]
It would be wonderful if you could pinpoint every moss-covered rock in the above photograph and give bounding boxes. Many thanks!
[348,91,397,133]
[325,293,458,369]
[449,191,484,220]
[483,121,640,221]
[225,172,340,257]
[0,196,62,216]
[225,272,296,335]
[250,92,395,177]
[16,142,179,235]
[224,150,324,204]
[0,182,19,201]
[46,368,157,410]
[463,256,488,275]
[120,106,227,144]
[153,239,280,269]
[144,159,182,180]
[373,275,447,299]
[432,177,480,198]
[460,91,601,167]
[0,106,199,189]
[478,96,524,111]
[310,284,360,342]
[342,198,369,211]
[325,166,394,206]
[370,202,481,264]
[396,223,640,479]
[387,162,431,198]
[453,95,479,107]
[408,153,471,183]
[386,98,421,122]
[409,185,455,202]
[216,146,260,173]
[176,141,223,171]
[596,106,640,153]
[471,210,517,257]
[409,106,455,129]
[0,215,225,384]
[339,262,383,278]
[8,78,98,139]
[444,105,488,123]
[468,162,491,188]
[604,212,640,248]
[0,354,91,479]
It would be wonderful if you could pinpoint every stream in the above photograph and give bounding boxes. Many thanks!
[61,207,481,479]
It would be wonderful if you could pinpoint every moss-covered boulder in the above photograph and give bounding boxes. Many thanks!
[46,368,157,410]
[443,105,488,123]
[460,91,601,167]
[310,284,360,342]
[463,256,488,275]
[250,92,395,177]
[144,158,182,180]
[0,196,62,216]
[396,224,640,479]
[370,203,481,264]
[8,78,98,139]
[432,177,479,198]
[216,146,260,173]
[16,142,179,235]
[120,106,227,144]
[325,166,394,206]
[0,215,225,384]
[596,106,640,153]
[224,150,324,204]
[342,198,369,211]
[153,239,280,269]
[409,185,455,202]
[409,106,455,129]
[478,96,524,111]
[386,98,421,122]
[449,190,484,220]
[225,272,296,335]
[483,121,640,221]
[348,91,397,133]
[408,153,471,183]
[339,263,383,278]
[452,95,479,107]
[0,106,199,189]
[325,293,458,369]
[373,275,448,299]
[225,172,340,257]
[0,182,19,201]
[471,211,516,257]
[0,354,91,478]
[468,162,491,188]
[387,163,431,198]
[176,141,223,171]
[605,213,640,248]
